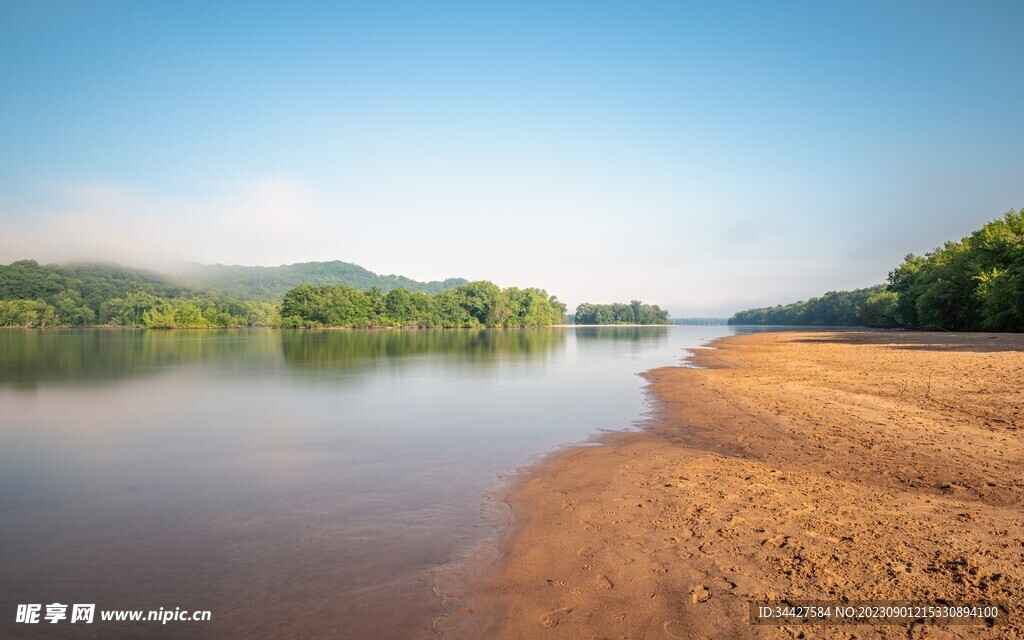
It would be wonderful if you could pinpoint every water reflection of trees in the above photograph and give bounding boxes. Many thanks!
[0,328,568,389]
[279,328,566,372]
[572,326,670,343]
[0,329,281,389]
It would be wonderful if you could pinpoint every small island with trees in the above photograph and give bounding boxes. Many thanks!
[572,301,670,325]
[278,281,566,329]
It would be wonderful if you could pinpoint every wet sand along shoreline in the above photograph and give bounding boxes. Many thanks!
[450,331,1024,639]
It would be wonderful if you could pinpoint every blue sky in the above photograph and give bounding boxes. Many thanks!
[1,0,1022,315]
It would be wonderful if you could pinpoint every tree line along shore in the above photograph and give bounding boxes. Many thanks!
[0,260,669,329]
[730,209,1024,331]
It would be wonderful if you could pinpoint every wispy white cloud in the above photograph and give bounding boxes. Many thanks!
[0,177,321,268]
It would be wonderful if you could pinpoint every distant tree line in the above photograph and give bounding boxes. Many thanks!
[728,286,884,327]
[730,209,1024,331]
[0,261,561,329]
[573,301,670,325]
[673,317,729,326]
[0,261,279,328]
[279,281,566,328]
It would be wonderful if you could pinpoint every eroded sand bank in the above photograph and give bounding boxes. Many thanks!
[453,331,1024,639]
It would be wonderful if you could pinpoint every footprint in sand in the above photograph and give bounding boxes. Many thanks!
[539,607,573,627]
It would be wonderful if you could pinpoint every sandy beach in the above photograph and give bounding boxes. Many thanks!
[451,331,1024,639]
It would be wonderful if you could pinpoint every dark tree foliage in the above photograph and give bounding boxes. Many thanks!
[573,301,670,325]
[887,209,1024,331]
[730,209,1024,332]
[279,281,567,328]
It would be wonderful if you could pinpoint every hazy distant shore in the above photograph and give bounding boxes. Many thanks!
[554,323,674,327]
[450,331,1024,638]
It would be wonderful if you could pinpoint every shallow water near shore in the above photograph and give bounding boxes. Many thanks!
[1,326,777,638]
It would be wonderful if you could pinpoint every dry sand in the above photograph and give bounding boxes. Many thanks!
[446,331,1024,639]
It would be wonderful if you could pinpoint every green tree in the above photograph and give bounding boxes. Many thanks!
[574,301,666,325]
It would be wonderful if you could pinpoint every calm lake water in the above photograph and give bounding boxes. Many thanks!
[0,326,759,639]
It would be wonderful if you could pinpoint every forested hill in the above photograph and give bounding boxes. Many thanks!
[729,208,1024,331]
[0,259,468,328]
[172,260,467,301]
[0,261,186,326]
